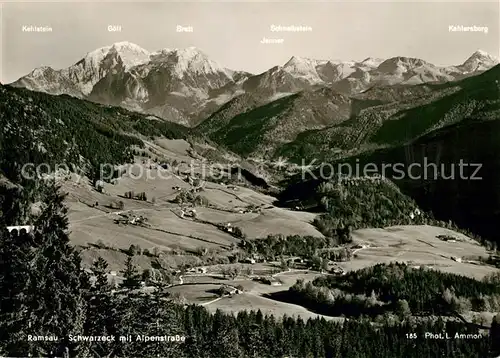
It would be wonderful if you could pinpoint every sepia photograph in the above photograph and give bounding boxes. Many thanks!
[0,1,500,357]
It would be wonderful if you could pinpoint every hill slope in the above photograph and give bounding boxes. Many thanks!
[196,88,355,157]
[0,83,191,183]
[278,65,500,242]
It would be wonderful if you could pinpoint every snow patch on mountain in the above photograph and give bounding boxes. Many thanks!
[358,57,385,68]
[108,41,151,70]
[213,93,233,105]
[150,47,232,79]
[268,92,295,102]
[82,41,150,71]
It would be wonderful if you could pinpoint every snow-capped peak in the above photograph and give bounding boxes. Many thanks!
[460,50,499,73]
[151,48,172,56]
[30,66,53,76]
[111,41,149,53]
[109,42,150,70]
[174,46,206,57]
[150,46,231,78]
[465,50,498,63]
[81,41,150,71]
[171,47,213,67]
[284,56,327,68]
[376,56,430,74]
[359,57,385,68]
[284,56,304,66]
[471,49,491,58]
[283,56,326,83]
[81,46,111,67]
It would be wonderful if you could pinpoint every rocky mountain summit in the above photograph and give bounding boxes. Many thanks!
[11,42,499,126]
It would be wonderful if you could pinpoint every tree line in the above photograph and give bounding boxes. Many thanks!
[282,262,500,319]
[239,233,352,261]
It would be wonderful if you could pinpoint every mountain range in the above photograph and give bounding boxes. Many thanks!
[10,42,499,126]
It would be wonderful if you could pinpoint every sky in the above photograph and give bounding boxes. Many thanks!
[1,1,499,83]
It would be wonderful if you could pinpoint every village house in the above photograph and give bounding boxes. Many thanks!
[261,277,282,286]
[352,243,368,249]
[187,267,208,274]
[330,267,345,275]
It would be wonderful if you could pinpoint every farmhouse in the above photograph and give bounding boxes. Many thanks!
[218,284,239,296]
[330,267,345,275]
[261,277,282,286]
[352,244,368,249]
[95,180,104,192]
[223,223,233,233]
[187,267,208,274]
[197,267,208,274]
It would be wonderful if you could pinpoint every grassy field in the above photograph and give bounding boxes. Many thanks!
[204,292,344,322]
[342,225,497,279]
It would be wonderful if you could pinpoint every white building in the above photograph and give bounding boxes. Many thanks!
[6,225,35,234]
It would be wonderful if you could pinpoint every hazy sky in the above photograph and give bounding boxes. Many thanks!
[1,1,499,83]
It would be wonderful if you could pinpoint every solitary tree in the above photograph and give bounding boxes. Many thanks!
[490,314,500,356]
[396,299,412,319]
[311,255,322,271]
[320,257,329,272]
[280,257,289,271]
[91,257,109,292]
[121,256,141,289]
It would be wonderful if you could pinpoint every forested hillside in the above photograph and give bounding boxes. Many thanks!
[284,262,500,318]
[331,112,500,245]
[196,88,354,158]
[0,84,190,184]
[277,176,429,237]
[278,64,500,162]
